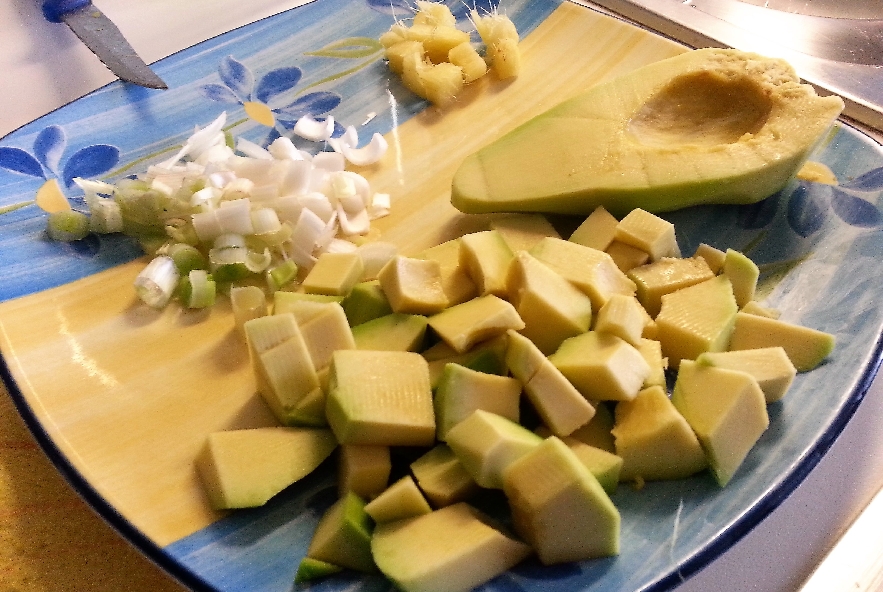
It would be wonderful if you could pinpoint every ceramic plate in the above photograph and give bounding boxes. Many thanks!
[2,0,883,590]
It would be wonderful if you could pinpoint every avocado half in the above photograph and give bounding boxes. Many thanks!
[451,48,845,216]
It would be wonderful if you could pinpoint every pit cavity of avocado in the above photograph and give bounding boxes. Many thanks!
[627,71,773,148]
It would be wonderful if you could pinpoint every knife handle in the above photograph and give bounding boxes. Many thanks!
[42,0,92,23]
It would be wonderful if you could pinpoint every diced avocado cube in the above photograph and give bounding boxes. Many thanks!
[605,239,649,272]
[306,491,376,573]
[302,251,364,296]
[722,249,759,308]
[371,503,532,592]
[697,347,797,402]
[613,208,680,261]
[671,360,769,486]
[416,239,477,306]
[459,230,515,297]
[364,475,432,523]
[530,237,636,310]
[489,212,561,252]
[341,280,393,326]
[295,556,343,583]
[338,444,392,499]
[505,251,593,355]
[549,331,650,401]
[425,335,508,388]
[245,314,321,425]
[446,410,543,490]
[378,255,449,315]
[562,438,623,494]
[523,359,596,437]
[740,300,781,319]
[428,294,524,354]
[594,293,645,346]
[435,362,521,441]
[569,205,618,251]
[327,350,435,446]
[352,313,428,352]
[655,275,738,368]
[410,444,479,508]
[693,243,726,274]
[196,426,337,510]
[503,437,620,564]
[273,291,342,315]
[297,302,356,370]
[563,401,617,453]
[611,385,707,482]
[636,338,668,388]
[627,256,715,318]
[727,311,835,372]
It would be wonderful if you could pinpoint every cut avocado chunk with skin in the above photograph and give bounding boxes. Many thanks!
[451,48,844,216]
[371,503,532,592]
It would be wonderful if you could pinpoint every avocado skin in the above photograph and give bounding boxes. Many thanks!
[451,48,844,217]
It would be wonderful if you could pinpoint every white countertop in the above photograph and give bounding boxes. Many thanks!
[2,1,882,591]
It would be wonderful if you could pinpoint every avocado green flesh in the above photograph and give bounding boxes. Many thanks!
[451,48,844,217]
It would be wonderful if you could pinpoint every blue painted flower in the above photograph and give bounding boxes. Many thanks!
[0,125,119,212]
[201,55,341,141]
[366,0,499,23]
[735,168,883,238]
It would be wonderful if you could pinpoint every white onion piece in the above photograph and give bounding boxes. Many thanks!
[191,186,222,208]
[293,115,335,141]
[245,248,273,272]
[216,198,254,235]
[268,137,304,161]
[150,178,175,197]
[134,256,179,308]
[192,210,223,243]
[73,177,115,197]
[298,192,335,223]
[236,137,274,160]
[213,233,247,250]
[336,202,370,236]
[328,125,359,153]
[338,132,388,166]
[312,152,346,174]
[369,192,391,219]
[325,238,360,254]
[251,207,282,235]
[278,160,313,196]
[195,143,234,166]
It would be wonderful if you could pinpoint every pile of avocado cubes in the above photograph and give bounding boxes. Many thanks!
[195,206,834,592]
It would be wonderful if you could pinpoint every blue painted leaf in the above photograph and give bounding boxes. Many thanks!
[254,67,302,105]
[365,0,411,15]
[33,126,66,175]
[200,83,240,104]
[275,92,342,125]
[61,144,120,187]
[305,37,383,59]
[0,147,45,178]
[735,192,781,230]
[830,187,882,227]
[786,182,829,237]
[262,127,283,148]
[218,55,254,102]
[839,166,883,191]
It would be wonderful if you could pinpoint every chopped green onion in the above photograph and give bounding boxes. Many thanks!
[167,243,207,275]
[179,269,216,309]
[134,256,180,308]
[47,210,90,242]
[87,198,124,234]
[266,259,299,292]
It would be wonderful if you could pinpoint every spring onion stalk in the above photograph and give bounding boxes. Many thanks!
[266,259,298,292]
[52,110,391,309]
[134,256,180,308]
[165,243,207,275]
[179,269,216,309]
[47,210,90,242]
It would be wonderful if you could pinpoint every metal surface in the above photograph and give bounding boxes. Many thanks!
[59,4,167,89]
[689,0,882,66]
[583,0,883,130]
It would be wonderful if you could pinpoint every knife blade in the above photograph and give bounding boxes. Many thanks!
[42,0,167,89]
